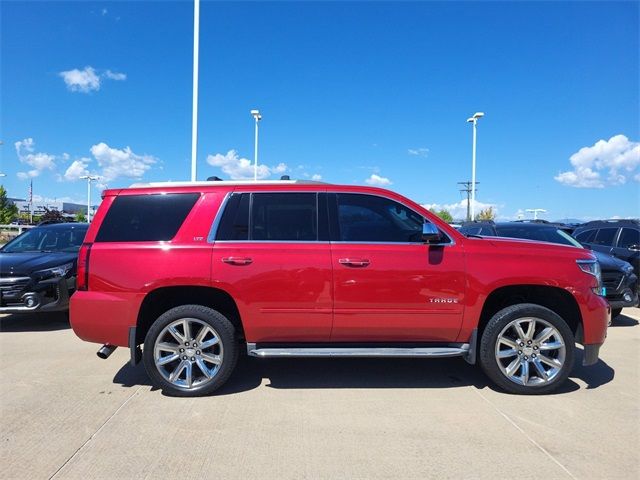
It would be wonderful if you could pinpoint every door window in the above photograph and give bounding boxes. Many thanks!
[334,194,424,243]
[574,229,596,243]
[592,228,618,247]
[216,193,250,240]
[251,193,318,241]
[617,228,640,248]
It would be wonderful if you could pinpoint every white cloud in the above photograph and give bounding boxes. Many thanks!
[422,199,497,221]
[59,67,101,92]
[104,70,126,81]
[15,138,56,179]
[555,134,640,188]
[365,174,392,186]
[101,8,108,16]
[311,174,322,181]
[205,150,288,180]
[59,66,127,93]
[63,158,91,181]
[408,148,429,157]
[90,142,156,182]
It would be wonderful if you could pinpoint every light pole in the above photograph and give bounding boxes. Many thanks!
[466,112,485,220]
[190,0,200,182]
[80,175,100,222]
[251,109,262,181]
[526,208,547,220]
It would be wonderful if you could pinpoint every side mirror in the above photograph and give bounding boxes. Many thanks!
[422,222,442,243]
[628,244,640,252]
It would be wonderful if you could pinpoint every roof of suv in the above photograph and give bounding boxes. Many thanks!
[576,219,639,228]
[129,180,327,188]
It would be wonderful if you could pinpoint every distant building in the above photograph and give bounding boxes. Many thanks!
[8,198,97,218]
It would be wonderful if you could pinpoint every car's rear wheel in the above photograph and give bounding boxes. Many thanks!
[479,304,575,395]
[143,305,238,397]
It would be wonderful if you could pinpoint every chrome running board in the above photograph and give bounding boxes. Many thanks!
[246,343,469,358]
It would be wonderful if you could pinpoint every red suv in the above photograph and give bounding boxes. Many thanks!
[70,181,610,396]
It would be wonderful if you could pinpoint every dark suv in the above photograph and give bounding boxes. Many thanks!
[460,221,638,318]
[0,223,88,313]
[573,220,640,276]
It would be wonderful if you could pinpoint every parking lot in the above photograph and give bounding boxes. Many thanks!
[0,309,638,480]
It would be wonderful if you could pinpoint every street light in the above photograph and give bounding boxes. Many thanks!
[466,112,485,220]
[190,0,200,182]
[80,175,101,222]
[251,109,262,181]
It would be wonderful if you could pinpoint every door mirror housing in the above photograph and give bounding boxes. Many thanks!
[422,222,442,243]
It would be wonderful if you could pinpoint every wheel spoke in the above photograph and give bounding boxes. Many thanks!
[183,320,192,342]
[535,327,554,344]
[532,358,548,380]
[499,337,519,349]
[539,340,563,351]
[185,361,193,388]
[201,352,222,365]
[157,342,179,352]
[200,336,220,349]
[513,322,527,341]
[539,354,562,369]
[497,348,518,359]
[168,325,186,344]
[524,319,536,341]
[521,360,530,385]
[157,353,179,366]
[195,325,211,344]
[196,358,212,378]
[169,360,188,383]
[506,357,521,377]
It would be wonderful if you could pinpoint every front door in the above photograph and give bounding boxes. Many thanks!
[211,191,332,343]
[329,193,465,342]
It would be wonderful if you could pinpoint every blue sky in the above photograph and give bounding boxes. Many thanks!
[1,0,638,220]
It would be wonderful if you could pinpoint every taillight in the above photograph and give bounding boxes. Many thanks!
[77,243,92,291]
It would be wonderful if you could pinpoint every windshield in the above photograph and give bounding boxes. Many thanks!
[495,226,583,248]
[1,226,88,253]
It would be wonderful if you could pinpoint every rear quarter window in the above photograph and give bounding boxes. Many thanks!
[96,193,199,242]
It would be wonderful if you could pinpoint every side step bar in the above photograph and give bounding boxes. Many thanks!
[246,343,469,359]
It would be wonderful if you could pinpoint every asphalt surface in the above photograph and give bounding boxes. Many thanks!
[1,309,638,480]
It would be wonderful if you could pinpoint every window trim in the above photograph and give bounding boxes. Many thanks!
[616,227,640,249]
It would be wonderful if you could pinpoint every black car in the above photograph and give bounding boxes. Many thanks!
[0,223,88,313]
[572,219,640,278]
[460,221,638,318]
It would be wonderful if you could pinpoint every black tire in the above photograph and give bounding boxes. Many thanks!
[479,303,575,395]
[611,308,622,319]
[143,305,239,397]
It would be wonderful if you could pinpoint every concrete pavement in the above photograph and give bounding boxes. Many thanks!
[1,309,638,479]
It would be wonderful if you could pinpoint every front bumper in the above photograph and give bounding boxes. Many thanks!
[607,289,639,310]
[0,276,72,313]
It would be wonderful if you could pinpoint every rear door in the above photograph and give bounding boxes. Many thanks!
[589,227,620,255]
[211,190,333,343]
[612,227,640,273]
[328,192,465,342]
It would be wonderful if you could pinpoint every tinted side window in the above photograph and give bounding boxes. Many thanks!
[617,228,640,248]
[575,229,596,243]
[216,193,250,240]
[251,193,317,241]
[459,226,482,236]
[335,194,423,242]
[96,194,199,242]
[592,228,618,246]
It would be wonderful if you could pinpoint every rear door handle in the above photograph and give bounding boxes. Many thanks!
[338,258,370,267]
[222,257,253,265]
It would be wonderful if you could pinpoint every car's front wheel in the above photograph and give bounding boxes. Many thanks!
[479,303,575,395]
[143,305,238,397]
[611,308,622,319]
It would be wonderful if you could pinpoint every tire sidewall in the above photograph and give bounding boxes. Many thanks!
[479,303,575,395]
[143,305,238,397]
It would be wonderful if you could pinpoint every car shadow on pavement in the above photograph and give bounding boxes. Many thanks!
[0,312,70,332]
[611,313,639,327]
[112,348,615,396]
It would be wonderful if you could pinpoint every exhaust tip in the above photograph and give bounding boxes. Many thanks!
[97,344,117,359]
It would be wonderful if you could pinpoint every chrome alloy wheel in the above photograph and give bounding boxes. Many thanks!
[495,317,566,386]
[154,318,224,389]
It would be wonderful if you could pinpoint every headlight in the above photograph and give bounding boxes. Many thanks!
[623,264,634,274]
[577,259,604,296]
[33,262,74,280]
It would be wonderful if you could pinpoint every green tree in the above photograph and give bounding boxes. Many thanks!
[0,186,18,224]
[477,207,496,221]
[75,211,87,222]
[436,209,453,223]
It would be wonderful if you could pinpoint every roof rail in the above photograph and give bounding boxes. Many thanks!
[128,179,328,188]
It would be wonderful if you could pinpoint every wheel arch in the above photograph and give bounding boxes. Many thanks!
[136,286,244,344]
[477,285,583,342]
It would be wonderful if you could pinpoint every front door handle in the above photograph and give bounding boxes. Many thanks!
[338,258,370,267]
[222,257,253,266]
